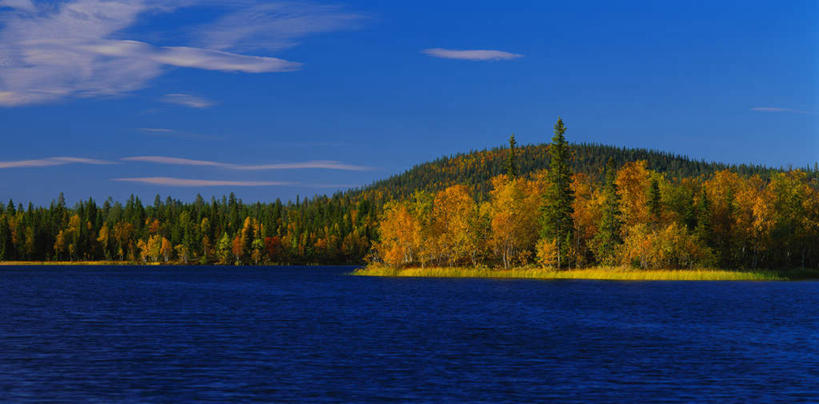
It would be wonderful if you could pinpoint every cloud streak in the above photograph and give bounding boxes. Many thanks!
[196,2,367,52]
[0,1,359,106]
[113,177,291,187]
[422,48,523,61]
[0,156,114,168]
[750,107,813,114]
[138,127,222,140]
[122,156,373,171]
[161,93,215,109]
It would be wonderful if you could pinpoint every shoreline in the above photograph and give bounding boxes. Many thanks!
[353,266,819,281]
[0,261,359,268]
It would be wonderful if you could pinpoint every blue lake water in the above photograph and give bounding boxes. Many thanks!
[0,266,817,402]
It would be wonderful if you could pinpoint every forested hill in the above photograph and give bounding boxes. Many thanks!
[0,141,816,265]
[354,143,817,201]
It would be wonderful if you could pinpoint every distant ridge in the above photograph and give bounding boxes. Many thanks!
[351,143,817,201]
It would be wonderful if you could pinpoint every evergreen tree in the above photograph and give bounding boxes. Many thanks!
[540,118,575,269]
[0,216,11,261]
[648,178,662,225]
[695,189,713,247]
[592,158,622,265]
[507,134,518,178]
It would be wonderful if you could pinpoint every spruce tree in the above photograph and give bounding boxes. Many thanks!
[507,134,518,178]
[648,178,662,226]
[593,158,622,265]
[540,117,575,269]
[0,216,10,261]
[695,189,712,247]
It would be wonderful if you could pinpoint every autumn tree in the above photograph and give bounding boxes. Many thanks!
[431,185,482,266]
[217,232,233,265]
[615,161,652,228]
[489,175,541,268]
[373,201,423,267]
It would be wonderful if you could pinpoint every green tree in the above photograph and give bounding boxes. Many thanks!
[592,158,622,265]
[648,178,662,226]
[695,189,713,247]
[0,216,12,261]
[540,117,575,269]
[507,134,518,178]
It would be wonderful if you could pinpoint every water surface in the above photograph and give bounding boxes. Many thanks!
[0,266,817,402]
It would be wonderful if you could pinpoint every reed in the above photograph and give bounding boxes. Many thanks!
[352,265,799,281]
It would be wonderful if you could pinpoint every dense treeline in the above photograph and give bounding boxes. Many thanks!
[1,129,817,266]
[0,193,378,264]
[372,121,819,270]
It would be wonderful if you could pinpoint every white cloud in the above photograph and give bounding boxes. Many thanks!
[161,93,215,109]
[0,0,36,12]
[137,127,222,140]
[196,2,366,52]
[750,107,812,114]
[122,155,373,171]
[0,156,114,168]
[0,0,356,106]
[112,177,291,187]
[139,128,175,133]
[422,48,523,61]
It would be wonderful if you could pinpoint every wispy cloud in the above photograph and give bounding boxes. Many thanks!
[0,156,114,168]
[422,48,523,61]
[195,3,367,52]
[122,156,373,171]
[137,127,222,140]
[112,177,291,187]
[161,93,215,109]
[0,1,360,106]
[750,107,813,114]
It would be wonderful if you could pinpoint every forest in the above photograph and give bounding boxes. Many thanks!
[1,121,817,268]
[372,120,819,271]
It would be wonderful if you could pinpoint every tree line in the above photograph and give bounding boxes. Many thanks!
[1,120,817,267]
[0,193,379,265]
[372,119,819,270]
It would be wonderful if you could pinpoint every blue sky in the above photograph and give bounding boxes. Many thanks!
[0,0,817,205]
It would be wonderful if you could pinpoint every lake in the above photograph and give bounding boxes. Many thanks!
[0,266,817,402]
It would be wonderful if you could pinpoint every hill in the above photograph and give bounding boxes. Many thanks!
[354,142,815,201]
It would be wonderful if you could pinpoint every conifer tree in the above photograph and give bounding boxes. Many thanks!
[648,178,662,225]
[507,134,518,178]
[593,158,622,265]
[695,189,713,247]
[540,117,575,269]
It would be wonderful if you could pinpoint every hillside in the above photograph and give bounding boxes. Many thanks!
[354,143,816,201]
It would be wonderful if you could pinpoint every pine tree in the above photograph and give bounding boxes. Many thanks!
[540,117,575,269]
[593,158,622,265]
[648,178,662,225]
[0,216,11,261]
[695,189,712,247]
[507,134,518,178]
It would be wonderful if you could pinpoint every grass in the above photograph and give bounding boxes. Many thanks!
[352,265,819,281]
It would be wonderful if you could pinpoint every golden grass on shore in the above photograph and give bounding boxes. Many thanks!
[352,265,801,281]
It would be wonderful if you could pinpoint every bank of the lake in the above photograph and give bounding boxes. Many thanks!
[354,265,819,281]
[0,261,150,266]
